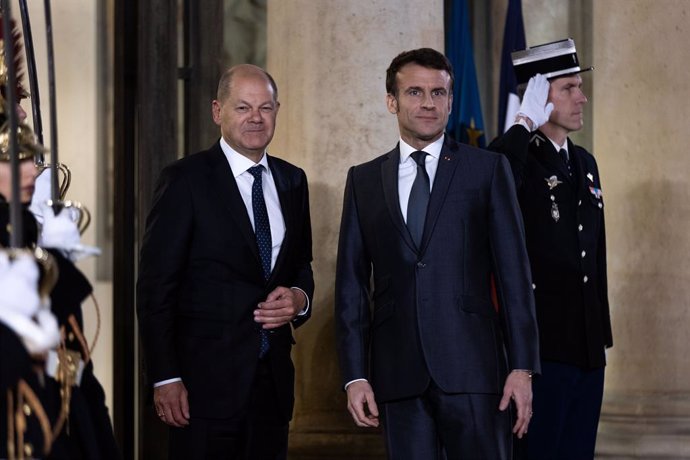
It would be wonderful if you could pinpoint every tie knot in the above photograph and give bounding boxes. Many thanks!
[411,151,427,167]
[558,149,569,163]
[248,165,264,180]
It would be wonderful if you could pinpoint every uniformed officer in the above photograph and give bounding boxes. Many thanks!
[0,14,120,458]
[0,249,60,460]
[489,39,612,460]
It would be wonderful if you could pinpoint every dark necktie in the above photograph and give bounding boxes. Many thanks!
[248,165,271,357]
[559,148,572,175]
[406,151,430,248]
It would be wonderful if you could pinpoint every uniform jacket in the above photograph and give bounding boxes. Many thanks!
[1,323,54,460]
[0,199,120,459]
[335,136,540,403]
[489,126,612,369]
[136,141,314,421]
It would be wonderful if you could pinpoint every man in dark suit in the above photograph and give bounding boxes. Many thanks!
[335,48,540,459]
[489,39,612,459]
[137,64,314,459]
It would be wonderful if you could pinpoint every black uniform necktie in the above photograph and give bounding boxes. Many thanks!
[559,148,572,175]
[406,151,430,248]
[248,165,271,357]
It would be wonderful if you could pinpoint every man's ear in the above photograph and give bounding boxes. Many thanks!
[211,100,222,125]
[386,93,398,114]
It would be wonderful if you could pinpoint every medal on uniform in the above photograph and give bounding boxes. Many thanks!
[550,194,560,222]
[545,175,562,190]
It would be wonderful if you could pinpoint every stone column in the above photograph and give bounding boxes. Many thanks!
[267,1,443,457]
[593,1,690,457]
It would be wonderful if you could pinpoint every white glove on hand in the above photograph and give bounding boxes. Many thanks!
[0,251,60,354]
[39,204,101,261]
[516,74,554,130]
[28,168,52,225]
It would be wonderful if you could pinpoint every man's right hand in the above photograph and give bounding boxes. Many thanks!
[346,380,379,428]
[516,73,554,130]
[154,381,190,427]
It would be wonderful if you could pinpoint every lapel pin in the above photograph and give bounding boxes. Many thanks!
[443,155,451,161]
[587,173,594,182]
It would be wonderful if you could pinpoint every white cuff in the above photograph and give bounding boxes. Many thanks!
[344,378,368,390]
[291,286,310,316]
[154,377,182,388]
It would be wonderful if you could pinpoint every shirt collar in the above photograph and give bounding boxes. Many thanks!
[219,137,269,178]
[399,135,444,164]
[548,137,568,155]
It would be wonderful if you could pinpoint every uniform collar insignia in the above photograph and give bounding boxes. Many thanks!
[545,175,563,190]
[530,133,546,147]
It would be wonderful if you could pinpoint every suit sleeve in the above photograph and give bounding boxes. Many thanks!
[290,169,315,329]
[488,124,532,189]
[488,155,541,374]
[334,167,372,387]
[136,165,193,385]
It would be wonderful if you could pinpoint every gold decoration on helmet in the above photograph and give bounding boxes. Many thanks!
[0,120,47,161]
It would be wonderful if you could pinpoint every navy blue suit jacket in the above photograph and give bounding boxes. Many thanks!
[335,136,539,403]
[137,141,314,421]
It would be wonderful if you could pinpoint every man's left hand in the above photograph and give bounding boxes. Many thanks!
[499,370,533,439]
[254,286,306,329]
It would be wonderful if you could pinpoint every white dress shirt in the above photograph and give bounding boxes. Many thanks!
[397,136,444,221]
[220,138,286,268]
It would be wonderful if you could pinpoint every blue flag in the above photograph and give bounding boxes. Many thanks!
[445,0,485,148]
[497,0,526,134]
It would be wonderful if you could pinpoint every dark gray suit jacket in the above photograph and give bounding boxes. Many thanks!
[335,136,539,403]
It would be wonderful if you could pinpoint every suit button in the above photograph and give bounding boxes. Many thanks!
[598,202,603,209]
[578,224,583,232]
[581,250,586,258]
[532,283,536,290]
[578,200,582,206]
[416,262,426,268]
[583,275,589,283]
[23,403,31,416]
[24,443,33,458]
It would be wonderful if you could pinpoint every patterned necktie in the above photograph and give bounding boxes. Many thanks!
[406,151,430,248]
[559,148,572,176]
[248,165,271,357]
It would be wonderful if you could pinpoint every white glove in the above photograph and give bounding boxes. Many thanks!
[39,204,101,261]
[28,168,52,225]
[516,74,554,130]
[0,251,60,354]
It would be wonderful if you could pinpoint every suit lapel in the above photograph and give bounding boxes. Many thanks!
[207,143,263,268]
[381,146,417,252]
[420,138,461,253]
[267,155,290,281]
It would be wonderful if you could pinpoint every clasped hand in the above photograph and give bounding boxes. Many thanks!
[254,286,305,329]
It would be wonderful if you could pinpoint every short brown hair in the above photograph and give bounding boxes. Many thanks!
[386,48,454,96]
